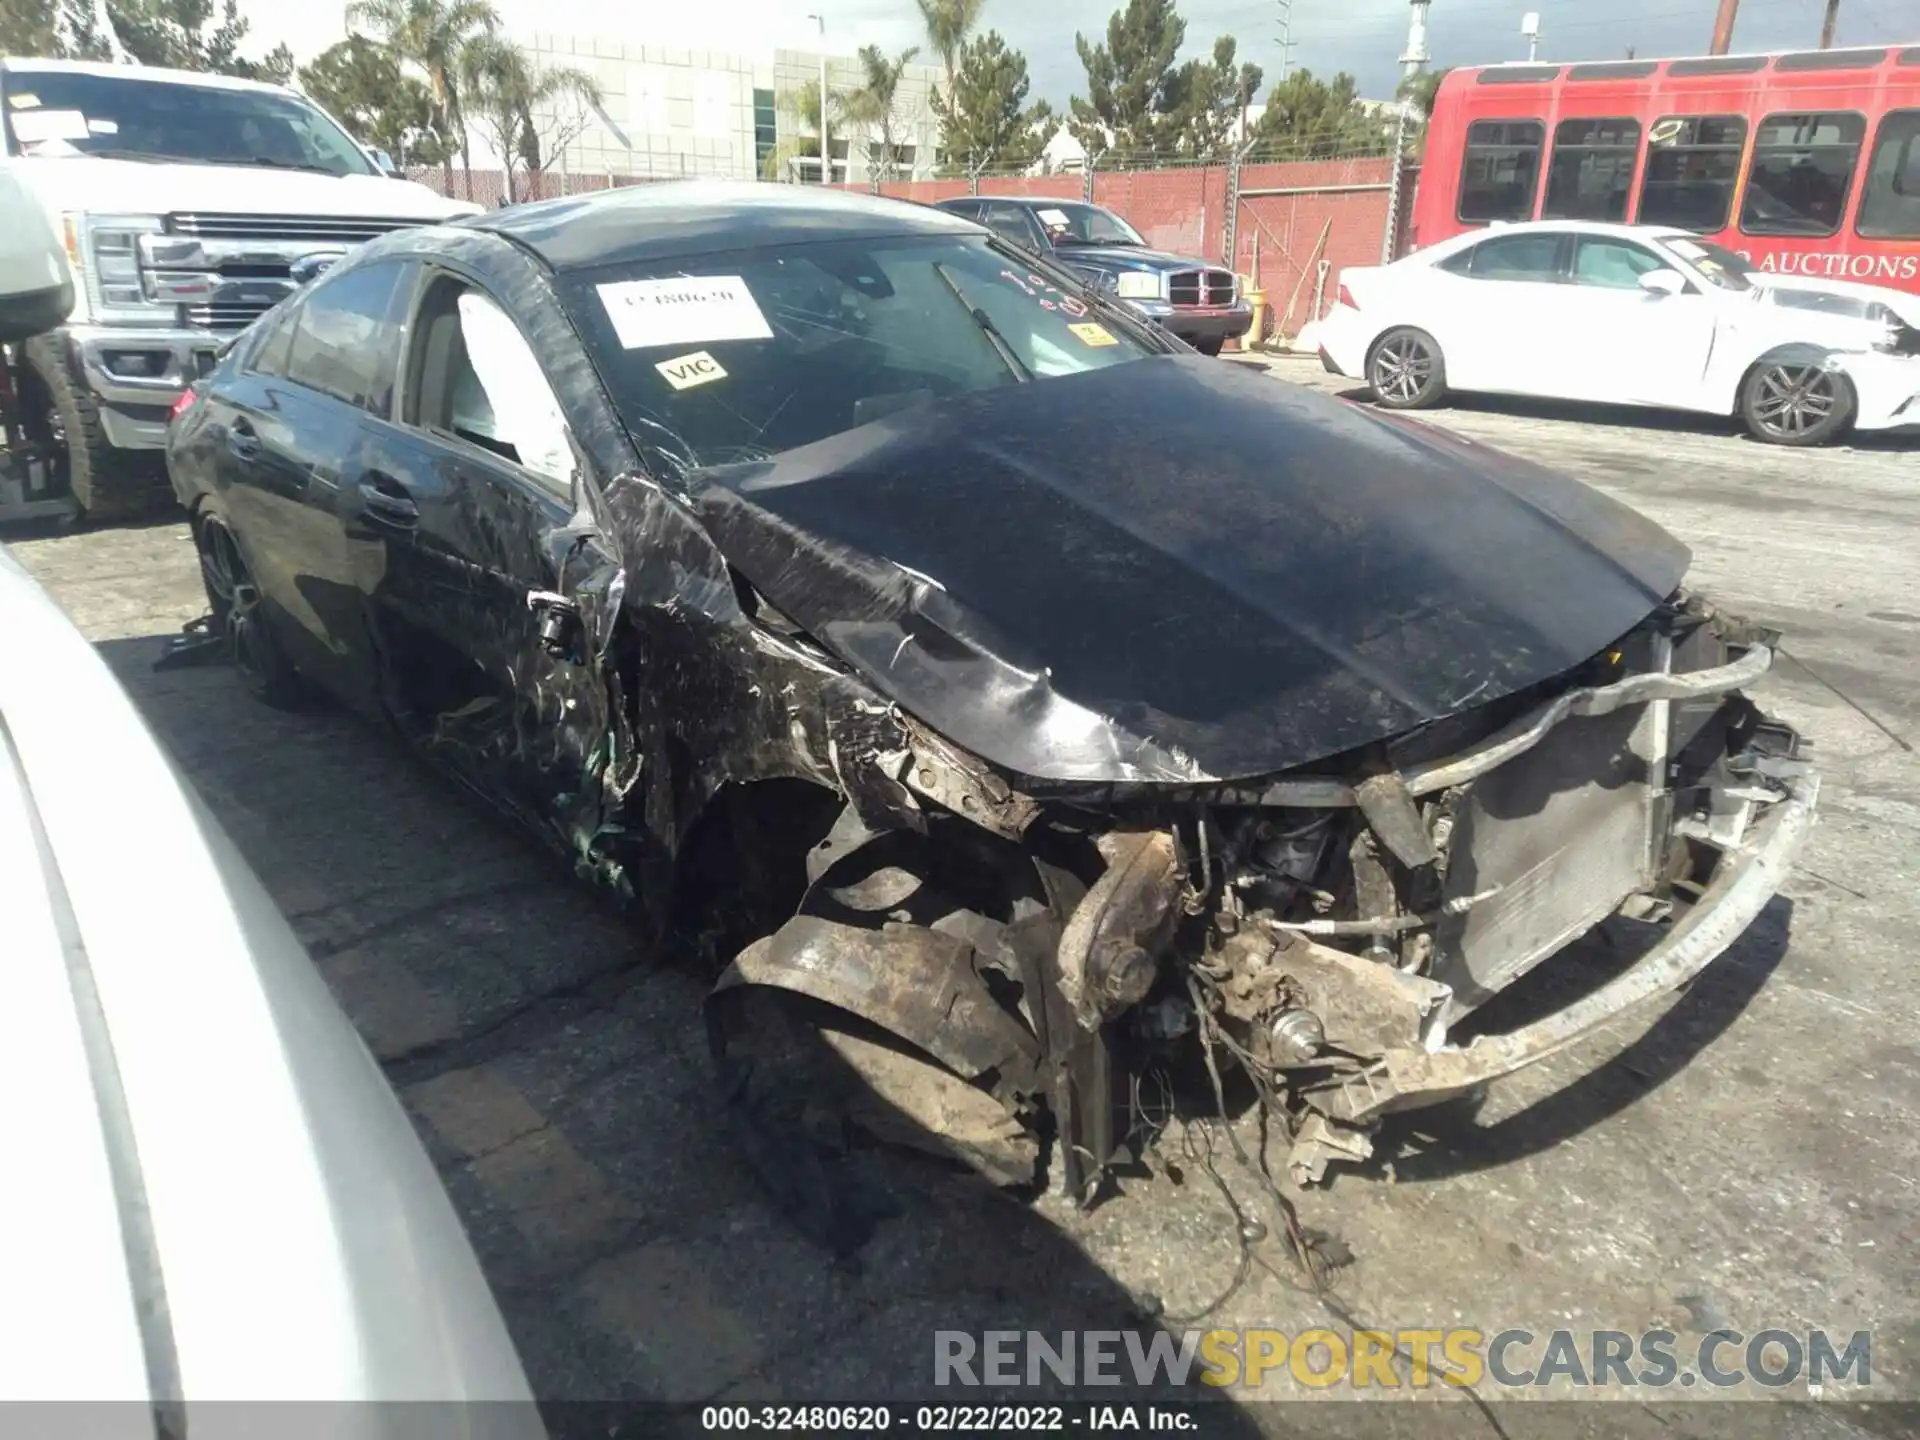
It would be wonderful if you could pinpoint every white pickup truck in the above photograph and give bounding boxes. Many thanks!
[2,58,478,520]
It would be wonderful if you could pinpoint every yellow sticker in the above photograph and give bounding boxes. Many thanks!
[1069,322,1118,348]
[654,350,728,391]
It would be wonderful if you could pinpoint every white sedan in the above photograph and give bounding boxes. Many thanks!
[1313,220,1920,446]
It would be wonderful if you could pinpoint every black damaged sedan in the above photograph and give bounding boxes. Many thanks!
[167,182,1817,1218]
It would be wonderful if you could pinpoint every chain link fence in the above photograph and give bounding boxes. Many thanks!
[409,128,1416,344]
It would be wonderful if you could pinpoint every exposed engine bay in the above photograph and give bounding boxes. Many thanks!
[703,590,1815,1204]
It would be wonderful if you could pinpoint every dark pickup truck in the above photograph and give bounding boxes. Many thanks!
[934,196,1252,356]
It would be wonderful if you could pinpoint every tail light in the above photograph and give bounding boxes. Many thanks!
[1337,283,1358,310]
[169,385,197,423]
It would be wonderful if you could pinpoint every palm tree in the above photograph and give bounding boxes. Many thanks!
[842,45,920,185]
[457,35,600,203]
[769,78,846,182]
[915,0,987,98]
[344,0,499,196]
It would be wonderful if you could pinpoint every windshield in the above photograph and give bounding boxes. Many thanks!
[564,234,1162,475]
[1663,236,1755,291]
[1,69,375,175]
[1032,203,1146,247]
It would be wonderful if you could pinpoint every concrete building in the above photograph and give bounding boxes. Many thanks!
[516,33,945,185]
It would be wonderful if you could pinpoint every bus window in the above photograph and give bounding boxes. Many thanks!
[1738,112,1866,238]
[1639,116,1747,231]
[1458,120,1545,222]
[1858,110,1920,239]
[1543,117,1641,221]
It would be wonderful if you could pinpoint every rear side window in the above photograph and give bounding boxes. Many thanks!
[1858,110,1920,239]
[283,259,410,413]
[1459,120,1545,222]
[1543,117,1641,222]
[1739,112,1866,237]
[981,202,1041,248]
[245,299,304,377]
[1451,232,1563,281]
[1639,115,1747,231]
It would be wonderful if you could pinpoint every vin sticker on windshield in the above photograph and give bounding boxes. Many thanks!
[597,275,773,350]
[655,350,728,390]
[1069,322,1118,348]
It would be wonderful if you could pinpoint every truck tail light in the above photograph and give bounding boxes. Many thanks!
[1337,283,1358,310]
[169,385,198,423]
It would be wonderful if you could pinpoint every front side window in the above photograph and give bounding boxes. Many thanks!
[1739,111,1866,237]
[1663,236,1756,291]
[1543,117,1641,221]
[407,280,573,491]
[1639,115,1747,232]
[563,235,1161,475]
[1,67,376,175]
[1458,232,1563,281]
[1459,120,1546,222]
[1858,109,1920,239]
[283,260,409,413]
[1570,237,1670,289]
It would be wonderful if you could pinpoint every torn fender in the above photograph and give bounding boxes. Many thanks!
[707,916,1042,1093]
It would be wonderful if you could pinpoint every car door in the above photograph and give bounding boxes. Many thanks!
[344,267,590,831]
[208,258,413,707]
[1429,230,1583,396]
[1559,234,1721,409]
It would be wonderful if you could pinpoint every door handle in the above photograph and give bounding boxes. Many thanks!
[357,475,419,528]
[226,417,262,461]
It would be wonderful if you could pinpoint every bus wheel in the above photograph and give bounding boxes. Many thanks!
[1366,327,1447,409]
[1740,359,1855,447]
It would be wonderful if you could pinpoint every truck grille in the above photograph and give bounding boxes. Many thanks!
[169,213,428,245]
[1168,269,1236,307]
[160,213,434,329]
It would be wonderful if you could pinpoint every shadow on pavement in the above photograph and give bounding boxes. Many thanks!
[1370,898,1795,1185]
[94,631,1282,1428]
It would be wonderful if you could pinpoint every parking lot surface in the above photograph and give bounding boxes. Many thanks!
[10,356,1917,1432]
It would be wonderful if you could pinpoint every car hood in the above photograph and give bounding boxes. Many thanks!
[688,356,1689,784]
[1051,243,1209,273]
[11,155,475,222]
[1748,272,1920,330]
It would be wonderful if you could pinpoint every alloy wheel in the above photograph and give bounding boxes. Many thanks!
[1749,364,1839,440]
[1371,334,1434,404]
[198,521,270,689]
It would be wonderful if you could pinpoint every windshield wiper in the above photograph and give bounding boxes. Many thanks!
[239,156,342,174]
[931,261,1032,383]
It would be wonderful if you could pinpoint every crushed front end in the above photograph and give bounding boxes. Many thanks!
[707,591,1815,1202]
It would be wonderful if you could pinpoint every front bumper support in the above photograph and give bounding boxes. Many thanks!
[1307,771,1819,1123]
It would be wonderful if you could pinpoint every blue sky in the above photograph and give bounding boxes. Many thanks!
[240,0,1914,105]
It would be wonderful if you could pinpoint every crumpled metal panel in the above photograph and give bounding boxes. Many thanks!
[681,358,1690,784]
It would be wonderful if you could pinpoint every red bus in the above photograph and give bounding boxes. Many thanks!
[1411,44,1920,293]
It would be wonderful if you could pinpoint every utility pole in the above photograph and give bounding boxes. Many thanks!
[1521,11,1541,61]
[1276,0,1295,84]
[807,12,829,185]
[1820,0,1840,48]
[1400,0,1431,82]
[1709,0,1739,55]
